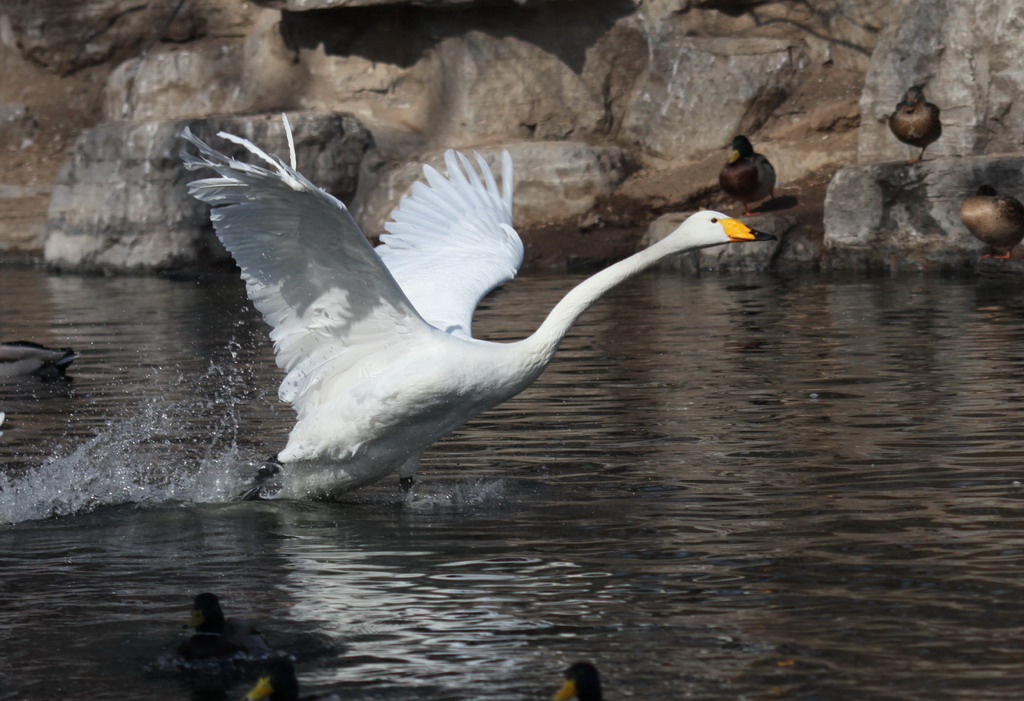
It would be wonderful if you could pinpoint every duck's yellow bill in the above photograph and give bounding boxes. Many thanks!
[187,608,204,627]
[553,678,577,701]
[727,149,742,164]
[721,218,776,242]
[245,676,274,701]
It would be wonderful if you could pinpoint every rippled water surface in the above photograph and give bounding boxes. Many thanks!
[3,268,1024,699]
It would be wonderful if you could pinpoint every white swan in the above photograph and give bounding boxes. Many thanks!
[181,126,775,499]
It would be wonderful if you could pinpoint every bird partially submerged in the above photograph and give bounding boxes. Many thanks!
[0,341,78,380]
[182,119,775,500]
[552,661,603,701]
[888,86,941,163]
[177,592,271,661]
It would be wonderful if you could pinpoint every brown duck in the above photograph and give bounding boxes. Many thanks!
[888,86,941,163]
[719,135,776,216]
[959,184,1024,258]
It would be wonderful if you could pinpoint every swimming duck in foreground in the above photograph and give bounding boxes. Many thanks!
[177,592,271,660]
[245,659,340,701]
[719,134,776,216]
[181,121,775,500]
[959,184,1024,259]
[888,86,941,163]
[0,340,78,380]
[553,661,603,700]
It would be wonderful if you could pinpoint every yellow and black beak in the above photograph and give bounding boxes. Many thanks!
[720,217,776,242]
[187,608,204,628]
[552,678,577,701]
[245,675,274,701]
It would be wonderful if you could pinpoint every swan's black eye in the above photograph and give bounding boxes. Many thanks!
[711,217,718,223]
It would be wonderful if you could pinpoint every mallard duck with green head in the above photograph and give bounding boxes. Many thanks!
[888,86,941,163]
[719,135,776,216]
[959,184,1024,258]
[552,661,602,700]
[177,592,271,660]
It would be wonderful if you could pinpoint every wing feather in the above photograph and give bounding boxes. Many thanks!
[376,149,522,339]
[181,127,433,417]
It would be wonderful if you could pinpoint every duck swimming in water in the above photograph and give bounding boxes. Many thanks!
[552,661,603,701]
[177,592,271,660]
[0,341,78,380]
[888,86,941,163]
[959,184,1024,258]
[718,135,776,216]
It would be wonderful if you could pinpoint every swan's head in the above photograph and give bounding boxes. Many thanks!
[662,210,776,252]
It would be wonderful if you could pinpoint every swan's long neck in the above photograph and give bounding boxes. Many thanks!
[519,239,676,367]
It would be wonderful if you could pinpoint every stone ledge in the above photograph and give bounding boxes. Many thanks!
[823,155,1024,272]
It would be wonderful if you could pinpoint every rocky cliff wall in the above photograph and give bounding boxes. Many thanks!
[2,0,1018,274]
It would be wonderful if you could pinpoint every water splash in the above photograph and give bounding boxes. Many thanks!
[0,362,269,524]
[404,478,510,512]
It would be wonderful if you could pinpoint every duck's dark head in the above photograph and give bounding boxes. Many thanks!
[901,85,927,106]
[189,592,227,633]
[552,661,602,701]
[976,184,998,197]
[727,135,754,163]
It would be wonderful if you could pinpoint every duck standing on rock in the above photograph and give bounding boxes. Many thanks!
[959,184,1024,259]
[719,135,776,216]
[888,86,941,163]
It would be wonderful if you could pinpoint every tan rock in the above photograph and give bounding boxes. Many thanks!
[353,141,636,240]
[823,155,1024,272]
[859,0,1024,162]
[44,112,370,272]
[620,34,805,161]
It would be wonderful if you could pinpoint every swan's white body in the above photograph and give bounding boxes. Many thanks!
[182,125,773,499]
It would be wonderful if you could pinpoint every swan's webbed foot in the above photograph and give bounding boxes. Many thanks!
[237,458,284,501]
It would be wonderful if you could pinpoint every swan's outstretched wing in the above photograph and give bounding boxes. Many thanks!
[181,128,433,417]
[375,149,522,339]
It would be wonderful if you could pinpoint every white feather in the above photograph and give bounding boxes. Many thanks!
[182,129,772,499]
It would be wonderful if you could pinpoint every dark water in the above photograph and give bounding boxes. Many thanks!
[3,267,1024,699]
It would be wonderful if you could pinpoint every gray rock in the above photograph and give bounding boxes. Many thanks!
[640,211,793,274]
[289,15,613,155]
[620,32,805,160]
[976,256,1024,284]
[0,183,50,257]
[352,141,636,241]
[105,44,247,122]
[104,11,302,122]
[4,0,208,75]
[859,0,1024,162]
[822,155,1024,272]
[44,111,370,272]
